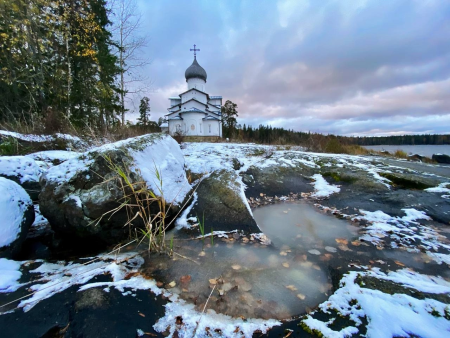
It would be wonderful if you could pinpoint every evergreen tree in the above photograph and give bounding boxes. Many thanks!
[136,96,150,126]
[0,0,120,130]
[221,100,238,138]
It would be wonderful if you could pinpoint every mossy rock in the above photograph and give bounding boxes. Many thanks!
[39,133,190,250]
[191,169,260,234]
[242,165,314,198]
[379,172,435,190]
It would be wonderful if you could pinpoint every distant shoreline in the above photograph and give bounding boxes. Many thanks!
[363,144,450,157]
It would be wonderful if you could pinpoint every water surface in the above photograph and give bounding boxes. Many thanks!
[142,202,359,320]
[363,145,450,157]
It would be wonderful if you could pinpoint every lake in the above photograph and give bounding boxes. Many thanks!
[363,144,450,157]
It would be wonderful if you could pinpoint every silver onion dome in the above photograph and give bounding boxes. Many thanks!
[185,57,207,82]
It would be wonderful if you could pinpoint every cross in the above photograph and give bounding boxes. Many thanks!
[190,44,200,57]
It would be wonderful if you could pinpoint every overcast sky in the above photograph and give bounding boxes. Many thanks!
[130,0,450,136]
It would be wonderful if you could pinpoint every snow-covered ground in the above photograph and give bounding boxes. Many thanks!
[1,136,450,337]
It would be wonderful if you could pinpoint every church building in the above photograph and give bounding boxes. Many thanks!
[165,46,222,137]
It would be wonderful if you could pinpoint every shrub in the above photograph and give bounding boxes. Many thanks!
[394,150,408,158]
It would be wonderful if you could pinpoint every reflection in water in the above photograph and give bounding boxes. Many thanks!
[142,201,358,320]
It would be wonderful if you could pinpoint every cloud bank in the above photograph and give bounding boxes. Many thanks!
[134,0,450,136]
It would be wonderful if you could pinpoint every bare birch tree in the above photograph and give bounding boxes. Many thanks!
[110,0,151,125]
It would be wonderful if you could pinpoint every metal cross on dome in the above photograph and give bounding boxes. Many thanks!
[190,44,200,57]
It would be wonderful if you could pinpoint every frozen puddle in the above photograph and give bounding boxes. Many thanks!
[143,201,358,320]
[253,201,358,249]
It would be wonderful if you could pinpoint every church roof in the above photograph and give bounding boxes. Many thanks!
[185,57,207,82]
[203,115,220,121]
[183,107,205,113]
[178,87,209,98]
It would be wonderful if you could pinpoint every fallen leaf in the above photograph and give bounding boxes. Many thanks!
[308,249,321,255]
[180,275,191,284]
[351,240,361,246]
[260,193,264,197]
[338,244,352,252]
[280,251,288,256]
[395,260,405,267]
[283,210,288,214]
[231,264,241,270]
[282,262,290,268]
[167,281,176,288]
[198,251,206,257]
[296,293,306,300]
[209,278,217,285]
[286,285,298,291]
[335,238,348,245]
[138,312,145,317]
[320,254,333,262]
[144,333,157,337]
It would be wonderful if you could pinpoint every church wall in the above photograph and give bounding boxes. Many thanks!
[168,114,221,137]
[187,78,206,92]
[208,99,221,107]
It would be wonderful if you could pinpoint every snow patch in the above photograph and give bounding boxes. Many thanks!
[0,156,43,183]
[302,269,450,338]
[310,174,340,198]
[0,177,32,248]
[153,293,281,338]
[175,192,198,229]
[130,136,191,206]
[0,258,23,293]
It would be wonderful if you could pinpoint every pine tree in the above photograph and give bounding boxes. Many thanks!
[136,96,150,126]
[221,100,238,138]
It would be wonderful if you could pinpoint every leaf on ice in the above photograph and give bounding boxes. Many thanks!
[286,285,297,291]
[335,238,348,245]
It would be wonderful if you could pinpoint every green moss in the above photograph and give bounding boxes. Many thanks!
[379,172,433,190]
[299,321,324,337]
[0,136,25,155]
[322,171,357,183]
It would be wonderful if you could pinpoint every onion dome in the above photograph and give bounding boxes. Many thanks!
[185,57,207,82]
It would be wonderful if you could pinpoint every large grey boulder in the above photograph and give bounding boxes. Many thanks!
[0,177,34,258]
[0,156,43,200]
[432,154,450,164]
[39,133,191,246]
[190,169,260,234]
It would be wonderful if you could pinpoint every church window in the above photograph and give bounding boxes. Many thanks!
[209,124,211,133]
[191,124,195,130]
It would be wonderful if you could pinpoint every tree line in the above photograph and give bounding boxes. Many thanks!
[0,0,147,133]
[221,100,450,147]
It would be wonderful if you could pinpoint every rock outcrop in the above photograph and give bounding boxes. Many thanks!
[0,177,34,258]
[432,153,450,164]
[39,134,191,247]
[0,130,87,153]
